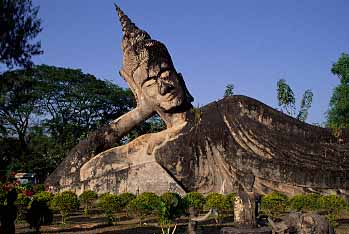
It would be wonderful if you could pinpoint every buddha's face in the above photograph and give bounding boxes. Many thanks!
[133,62,185,112]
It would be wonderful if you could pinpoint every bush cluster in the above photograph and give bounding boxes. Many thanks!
[261,192,349,225]
[51,191,80,224]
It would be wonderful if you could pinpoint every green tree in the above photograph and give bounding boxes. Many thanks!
[277,79,296,116]
[224,84,234,97]
[0,0,42,70]
[79,190,98,215]
[297,89,313,122]
[118,192,136,210]
[319,195,347,226]
[52,191,79,224]
[183,192,206,213]
[327,53,349,129]
[126,192,161,225]
[261,192,288,219]
[276,79,313,121]
[97,193,122,225]
[158,192,184,234]
[26,199,53,233]
[205,192,228,224]
[0,65,134,179]
[288,194,320,212]
[14,192,30,220]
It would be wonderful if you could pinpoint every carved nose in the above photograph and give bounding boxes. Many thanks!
[159,81,174,95]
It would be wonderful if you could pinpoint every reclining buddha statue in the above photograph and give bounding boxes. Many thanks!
[46,4,349,208]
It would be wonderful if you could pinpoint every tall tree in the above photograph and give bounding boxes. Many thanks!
[0,65,134,179]
[276,79,313,122]
[327,53,349,129]
[277,79,296,116]
[0,0,42,70]
[297,89,313,122]
[224,84,234,97]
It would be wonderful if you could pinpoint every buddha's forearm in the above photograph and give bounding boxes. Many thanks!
[45,107,154,186]
[72,106,154,156]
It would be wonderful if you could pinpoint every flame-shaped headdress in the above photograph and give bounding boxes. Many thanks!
[115,4,174,82]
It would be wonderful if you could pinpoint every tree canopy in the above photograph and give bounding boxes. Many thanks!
[327,53,349,129]
[0,0,42,70]
[0,65,134,179]
[276,79,313,122]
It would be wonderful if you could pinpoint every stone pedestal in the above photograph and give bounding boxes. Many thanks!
[221,227,271,234]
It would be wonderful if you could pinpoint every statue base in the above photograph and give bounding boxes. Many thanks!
[220,226,271,234]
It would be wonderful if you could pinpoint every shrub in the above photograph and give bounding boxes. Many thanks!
[97,193,122,225]
[15,193,30,220]
[319,194,347,226]
[33,184,46,193]
[118,192,136,209]
[126,192,161,225]
[31,191,53,205]
[289,194,320,212]
[0,189,6,205]
[261,192,288,219]
[158,192,184,233]
[26,199,53,232]
[205,192,229,224]
[79,190,98,215]
[52,191,80,224]
[183,192,206,213]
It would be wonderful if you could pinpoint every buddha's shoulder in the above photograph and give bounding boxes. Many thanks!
[197,95,348,143]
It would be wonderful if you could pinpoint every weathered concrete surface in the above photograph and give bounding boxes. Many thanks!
[155,96,349,197]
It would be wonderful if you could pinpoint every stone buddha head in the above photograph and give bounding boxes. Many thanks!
[115,4,193,114]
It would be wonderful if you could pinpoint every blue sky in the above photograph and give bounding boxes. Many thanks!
[32,0,349,124]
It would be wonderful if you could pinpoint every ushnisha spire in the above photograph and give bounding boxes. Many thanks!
[114,3,151,51]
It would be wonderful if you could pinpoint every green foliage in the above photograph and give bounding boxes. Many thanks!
[0,188,6,205]
[297,89,313,122]
[224,84,234,97]
[79,190,98,215]
[118,192,136,209]
[225,193,236,212]
[52,191,79,224]
[319,195,347,213]
[15,192,30,220]
[331,53,349,84]
[183,192,206,212]
[327,53,349,129]
[26,199,53,232]
[0,65,134,179]
[0,0,42,69]
[319,195,347,227]
[276,79,313,121]
[327,84,349,129]
[277,79,296,116]
[33,184,45,193]
[261,192,288,219]
[158,192,184,234]
[205,192,229,224]
[97,193,122,225]
[126,192,161,224]
[31,191,53,207]
[288,194,320,212]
